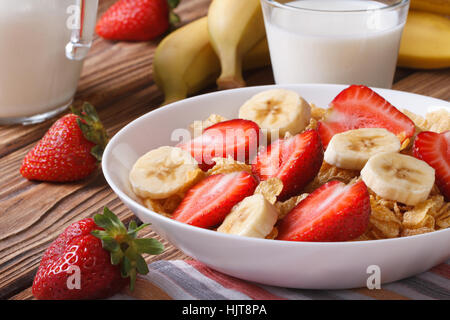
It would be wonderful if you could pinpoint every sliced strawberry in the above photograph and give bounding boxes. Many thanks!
[318,85,415,149]
[413,130,450,200]
[179,119,261,171]
[172,171,258,228]
[277,180,371,242]
[252,130,323,201]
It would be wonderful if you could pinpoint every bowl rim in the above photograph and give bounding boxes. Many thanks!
[102,83,450,248]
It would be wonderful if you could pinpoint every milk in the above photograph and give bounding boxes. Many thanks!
[0,0,84,119]
[263,0,407,88]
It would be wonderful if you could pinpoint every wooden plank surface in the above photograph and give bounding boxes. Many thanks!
[1,0,449,300]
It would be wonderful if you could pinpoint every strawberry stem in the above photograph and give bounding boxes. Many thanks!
[91,207,164,291]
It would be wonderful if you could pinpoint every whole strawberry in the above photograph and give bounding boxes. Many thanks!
[96,0,180,41]
[20,103,108,182]
[32,207,164,300]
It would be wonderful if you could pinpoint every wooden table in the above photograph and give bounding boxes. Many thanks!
[1,0,449,300]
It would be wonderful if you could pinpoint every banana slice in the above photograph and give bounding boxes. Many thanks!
[361,152,435,205]
[324,128,401,170]
[217,194,278,238]
[129,146,203,199]
[238,89,311,140]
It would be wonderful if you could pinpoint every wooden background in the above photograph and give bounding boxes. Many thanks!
[0,0,449,300]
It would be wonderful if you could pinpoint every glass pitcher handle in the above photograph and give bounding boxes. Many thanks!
[65,0,99,61]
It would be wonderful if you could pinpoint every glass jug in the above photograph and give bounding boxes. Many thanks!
[0,0,98,125]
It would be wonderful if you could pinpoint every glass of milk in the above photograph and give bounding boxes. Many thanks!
[0,0,98,125]
[261,0,409,88]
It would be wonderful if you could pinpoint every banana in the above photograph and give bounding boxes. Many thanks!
[129,146,203,199]
[217,194,278,238]
[208,0,266,89]
[153,17,270,105]
[410,0,450,15]
[398,10,450,69]
[153,17,218,106]
[238,89,311,140]
[324,128,401,170]
[361,152,435,206]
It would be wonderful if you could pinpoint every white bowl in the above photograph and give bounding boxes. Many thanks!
[102,84,450,289]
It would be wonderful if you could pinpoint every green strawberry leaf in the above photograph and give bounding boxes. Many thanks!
[90,145,104,162]
[93,214,116,231]
[100,236,120,252]
[90,207,164,291]
[169,11,180,25]
[128,220,137,232]
[167,0,181,27]
[135,254,149,275]
[103,207,127,234]
[90,229,110,239]
[134,238,165,255]
[167,0,180,9]
[121,255,132,278]
[127,222,150,238]
[110,249,124,266]
[71,102,108,162]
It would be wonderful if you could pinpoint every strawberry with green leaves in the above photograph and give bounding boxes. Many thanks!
[20,103,108,182]
[96,0,181,41]
[32,207,164,300]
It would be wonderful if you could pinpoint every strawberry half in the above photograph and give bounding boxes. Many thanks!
[32,207,164,300]
[252,130,324,201]
[20,103,108,182]
[318,85,415,149]
[277,180,371,242]
[179,119,261,171]
[413,130,450,200]
[172,171,258,228]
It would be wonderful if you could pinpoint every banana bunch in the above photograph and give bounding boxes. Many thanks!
[153,0,270,105]
[398,1,450,69]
